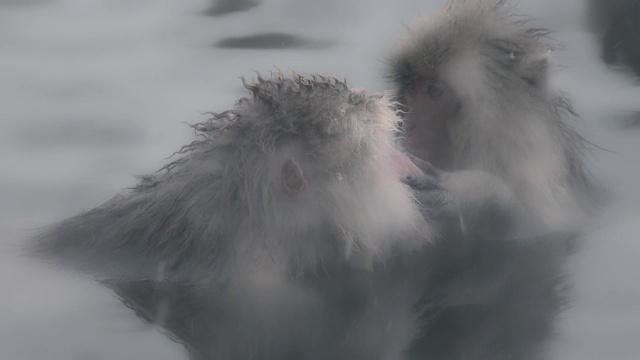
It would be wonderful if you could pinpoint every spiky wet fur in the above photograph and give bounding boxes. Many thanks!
[386,1,586,359]
[31,72,429,282]
[28,73,432,359]
[388,0,589,230]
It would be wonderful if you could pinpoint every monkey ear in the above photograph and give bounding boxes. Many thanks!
[280,158,307,196]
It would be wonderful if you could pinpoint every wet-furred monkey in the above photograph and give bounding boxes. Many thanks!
[29,73,434,360]
[387,1,591,359]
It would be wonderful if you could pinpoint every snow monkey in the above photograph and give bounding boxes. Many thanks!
[387,1,590,359]
[29,72,438,360]
[388,0,588,229]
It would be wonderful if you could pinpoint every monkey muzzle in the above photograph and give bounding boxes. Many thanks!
[390,148,424,179]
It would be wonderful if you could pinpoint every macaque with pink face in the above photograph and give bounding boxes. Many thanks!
[386,1,591,359]
[389,0,589,230]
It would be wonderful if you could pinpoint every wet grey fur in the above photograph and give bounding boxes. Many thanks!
[31,72,428,282]
[29,73,432,359]
[387,1,588,359]
[388,0,589,229]
[28,70,569,358]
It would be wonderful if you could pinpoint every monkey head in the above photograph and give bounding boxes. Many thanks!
[387,0,587,229]
[205,73,431,274]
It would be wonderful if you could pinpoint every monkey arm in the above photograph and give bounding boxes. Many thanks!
[404,167,573,360]
[402,155,550,242]
[402,163,573,301]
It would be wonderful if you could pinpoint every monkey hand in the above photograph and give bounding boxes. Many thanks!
[402,155,549,243]
[403,157,569,310]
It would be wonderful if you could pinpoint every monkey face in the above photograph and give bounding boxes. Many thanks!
[254,135,428,273]
[400,76,460,170]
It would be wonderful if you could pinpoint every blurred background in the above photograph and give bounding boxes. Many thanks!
[0,0,639,359]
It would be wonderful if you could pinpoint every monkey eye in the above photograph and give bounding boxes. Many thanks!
[405,78,445,100]
[405,82,418,97]
[425,84,444,98]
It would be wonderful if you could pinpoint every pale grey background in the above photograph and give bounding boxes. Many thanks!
[1,0,639,359]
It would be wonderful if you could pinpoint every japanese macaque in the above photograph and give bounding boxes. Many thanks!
[29,73,437,359]
[388,0,588,231]
[387,0,589,359]
[588,0,640,78]
[32,73,431,282]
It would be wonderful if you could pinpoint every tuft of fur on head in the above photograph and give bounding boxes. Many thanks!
[387,0,589,230]
[29,72,429,282]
